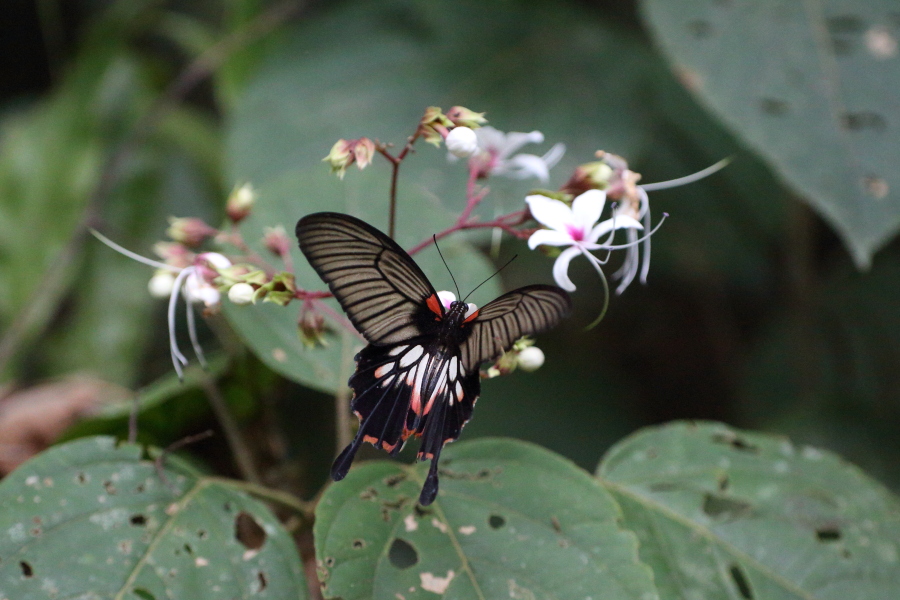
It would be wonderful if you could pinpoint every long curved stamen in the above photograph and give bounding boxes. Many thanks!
[185,290,208,370]
[596,213,668,251]
[168,267,194,380]
[640,157,731,192]
[89,228,181,272]
[639,187,652,284]
[579,248,610,330]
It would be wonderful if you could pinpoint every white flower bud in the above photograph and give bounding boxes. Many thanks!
[148,270,176,298]
[446,126,479,158]
[228,282,255,305]
[198,252,232,271]
[517,346,545,372]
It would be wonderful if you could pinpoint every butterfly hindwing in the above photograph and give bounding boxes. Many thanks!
[460,284,572,371]
[296,212,439,345]
[332,340,480,494]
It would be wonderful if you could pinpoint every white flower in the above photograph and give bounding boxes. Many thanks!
[90,230,232,379]
[445,127,479,158]
[228,282,255,305]
[451,126,565,183]
[517,346,545,371]
[526,190,643,292]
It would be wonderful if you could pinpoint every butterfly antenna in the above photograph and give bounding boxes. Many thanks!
[433,235,461,299]
[463,255,517,303]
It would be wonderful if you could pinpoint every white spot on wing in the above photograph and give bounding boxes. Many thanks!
[380,374,396,388]
[375,363,393,378]
[455,381,463,400]
[400,345,424,367]
[389,345,409,356]
[448,356,458,380]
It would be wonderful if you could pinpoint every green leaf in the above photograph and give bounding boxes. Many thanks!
[640,0,900,267]
[0,436,307,599]
[598,421,900,600]
[315,438,658,600]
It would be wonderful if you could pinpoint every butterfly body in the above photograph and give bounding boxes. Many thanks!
[296,212,571,505]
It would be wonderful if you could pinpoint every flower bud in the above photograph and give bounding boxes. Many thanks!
[153,242,193,269]
[560,161,614,196]
[353,138,376,170]
[299,305,328,348]
[148,270,176,298]
[227,282,255,305]
[517,346,545,372]
[445,127,479,158]
[166,217,217,247]
[446,106,487,129]
[252,272,296,306]
[226,183,257,224]
[263,226,291,258]
[323,139,354,179]
[419,106,454,147]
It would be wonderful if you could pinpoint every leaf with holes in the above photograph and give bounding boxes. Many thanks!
[0,436,307,600]
[314,437,658,600]
[641,0,900,267]
[598,421,900,600]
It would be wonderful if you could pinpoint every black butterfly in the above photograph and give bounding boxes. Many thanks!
[296,212,571,505]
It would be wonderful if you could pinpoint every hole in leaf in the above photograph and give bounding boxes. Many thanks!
[352,539,365,549]
[816,526,842,542]
[197,529,208,539]
[687,19,714,38]
[759,98,789,117]
[384,473,406,487]
[130,514,147,526]
[103,481,117,495]
[76,472,87,484]
[133,588,156,600]
[702,493,752,519]
[235,512,266,551]
[388,538,418,569]
[257,570,268,591]
[135,483,145,493]
[223,501,233,512]
[360,487,379,500]
[842,112,887,132]
[20,561,33,578]
[183,543,194,555]
[324,557,335,567]
[488,514,506,529]
[711,433,759,453]
[842,548,852,559]
[729,563,753,599]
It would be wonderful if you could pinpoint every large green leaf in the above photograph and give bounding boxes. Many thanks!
[598,421,900,600]
[640,0,900,267]
[0,436,307,599]
[315,438,658,600]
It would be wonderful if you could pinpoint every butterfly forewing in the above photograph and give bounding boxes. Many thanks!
[461,285,572,371]
[296,213,438,345]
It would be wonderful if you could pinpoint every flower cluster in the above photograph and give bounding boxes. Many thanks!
[95,104,726,380]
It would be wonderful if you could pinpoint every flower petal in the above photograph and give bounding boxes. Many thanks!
[495,130,544,159]
[527,228,574,249]
[571,190,606,230]
[552,246,581,292]
[437,290,456,310]
[587,215,643,244]
[541,142,566,170]
[496,153,551,182]
[526,194,572,232]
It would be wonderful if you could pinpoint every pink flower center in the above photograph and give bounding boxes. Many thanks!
[566,224,585,242]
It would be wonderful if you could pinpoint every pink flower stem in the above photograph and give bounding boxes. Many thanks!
[406,209,532,256]
[377,128,423,240]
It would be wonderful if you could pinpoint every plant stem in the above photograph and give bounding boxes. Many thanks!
[207,476,315,518]
[200,373,262,484]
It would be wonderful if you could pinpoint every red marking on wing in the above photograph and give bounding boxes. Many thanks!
[463,308,479,323]
[426,294,443,318]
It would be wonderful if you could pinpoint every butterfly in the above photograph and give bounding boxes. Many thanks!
[296,212,571,505]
